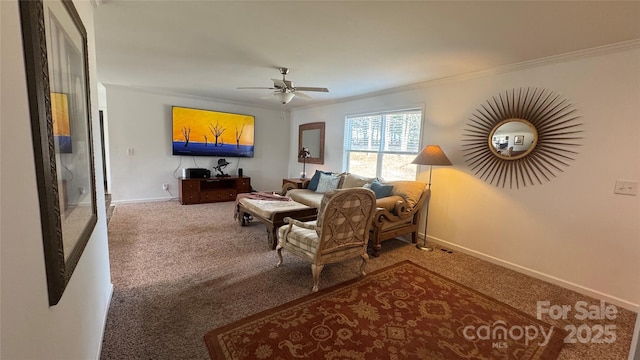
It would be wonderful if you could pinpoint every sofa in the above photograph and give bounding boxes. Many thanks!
[282,171,430,257]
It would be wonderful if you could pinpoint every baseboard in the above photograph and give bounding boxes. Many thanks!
[112,196,178,204]
[95,282,114,360]
[423,234,640,312]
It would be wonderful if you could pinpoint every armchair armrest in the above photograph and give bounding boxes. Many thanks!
[280,217,317,244]
[283,217,316,230]
[373,204,414,227]
[281,179,310,195]
[372,188,430,228]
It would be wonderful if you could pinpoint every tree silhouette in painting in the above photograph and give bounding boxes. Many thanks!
[182,126,190,147]
[209,121,225,147]
[203,134,208,146]
[235,124,245,149]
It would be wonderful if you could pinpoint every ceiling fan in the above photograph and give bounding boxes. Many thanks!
[238,67,329,104]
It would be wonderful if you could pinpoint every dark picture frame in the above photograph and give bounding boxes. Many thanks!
[20,0,97,306]
[298,122,325,165]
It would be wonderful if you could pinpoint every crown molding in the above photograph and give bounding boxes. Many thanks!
[101,83,285,112]
[292,38,640,112]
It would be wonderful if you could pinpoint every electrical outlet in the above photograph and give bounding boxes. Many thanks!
[162,183,169,190]
[614,179,638,196]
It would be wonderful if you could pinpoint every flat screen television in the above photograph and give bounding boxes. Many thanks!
[172,106,255,157]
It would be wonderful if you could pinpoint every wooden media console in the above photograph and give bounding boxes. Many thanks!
[179,176,251,204]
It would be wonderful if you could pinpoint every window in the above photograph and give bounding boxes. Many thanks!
[344,108,422,180]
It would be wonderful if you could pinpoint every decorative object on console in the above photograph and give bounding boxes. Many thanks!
[213,159,231,177]
[462,88,583,188]
[298,147,310,179]
[411,145,452,251]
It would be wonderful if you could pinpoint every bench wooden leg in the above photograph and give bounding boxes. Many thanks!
[267,225,277,250]
[370,243,382,257]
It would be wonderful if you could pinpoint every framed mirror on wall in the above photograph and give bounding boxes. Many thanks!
[462,88,583,189]
[298,122,325,165]
[488,119,538,159]
[20,0,98,305]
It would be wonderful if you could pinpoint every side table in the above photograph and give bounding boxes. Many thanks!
[281,178,310,194]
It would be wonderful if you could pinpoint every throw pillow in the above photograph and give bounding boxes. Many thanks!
[307,170,332,191]
[387,181,426,208]
[315,173,341,193]
[370,180,394,199]
[341,173,377,188]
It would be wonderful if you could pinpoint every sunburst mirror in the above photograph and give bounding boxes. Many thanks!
[462,88,583,188]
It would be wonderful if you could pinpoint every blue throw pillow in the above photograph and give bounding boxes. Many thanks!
[370,180,394,199]
[307,170,332,191]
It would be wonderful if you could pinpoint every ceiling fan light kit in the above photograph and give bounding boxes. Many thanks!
[275,91,296,105]
[238,67,329,105]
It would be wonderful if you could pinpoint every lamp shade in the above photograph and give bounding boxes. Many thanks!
[411,145,452,166]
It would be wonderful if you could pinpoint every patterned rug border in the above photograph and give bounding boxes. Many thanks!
[204,260,565,359]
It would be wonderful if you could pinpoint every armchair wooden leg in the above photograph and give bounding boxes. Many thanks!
[360,253,369,276]
[276,245,284,267]
[311,264,324,292]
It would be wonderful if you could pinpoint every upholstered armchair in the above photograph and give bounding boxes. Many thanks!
[276,188,377,292]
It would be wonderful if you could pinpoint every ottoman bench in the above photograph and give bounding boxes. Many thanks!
[235,193,317,249]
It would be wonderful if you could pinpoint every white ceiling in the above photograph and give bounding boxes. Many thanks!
[94,1,640,109]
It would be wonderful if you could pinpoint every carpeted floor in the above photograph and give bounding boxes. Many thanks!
[100,200,637,360]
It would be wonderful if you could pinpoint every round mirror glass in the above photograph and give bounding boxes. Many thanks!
[488,119,538,160]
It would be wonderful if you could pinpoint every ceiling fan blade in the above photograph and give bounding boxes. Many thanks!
[237,86,275,90]
[271,78,288,89]
[294,86,329,93]
[293,91,312,99]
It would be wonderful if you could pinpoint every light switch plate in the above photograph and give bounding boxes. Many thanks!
[614,179,638,196]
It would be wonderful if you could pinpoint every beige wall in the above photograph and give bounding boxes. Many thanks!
[289,46,640,310]
[103,85,290,203]
[1,1,113,359]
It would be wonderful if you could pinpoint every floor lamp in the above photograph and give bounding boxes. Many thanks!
[411,145,452,251]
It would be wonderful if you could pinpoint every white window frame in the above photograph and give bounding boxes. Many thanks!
[343,107,423,180]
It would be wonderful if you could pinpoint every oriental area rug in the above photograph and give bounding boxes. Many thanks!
[204,261,565,360]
